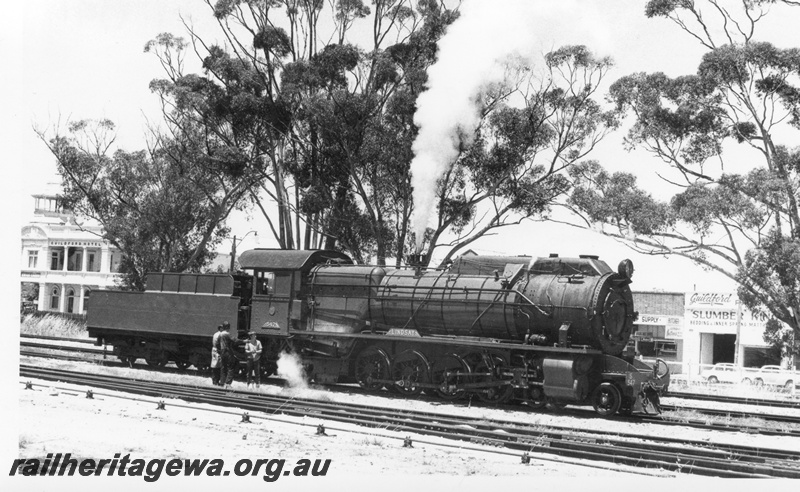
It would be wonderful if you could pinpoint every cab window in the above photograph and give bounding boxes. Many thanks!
[255,271,275,295]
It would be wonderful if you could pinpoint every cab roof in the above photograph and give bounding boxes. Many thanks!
[238,249,353,272]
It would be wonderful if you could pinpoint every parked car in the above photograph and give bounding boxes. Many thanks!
[751,365,797,390]
[701,363,755,384]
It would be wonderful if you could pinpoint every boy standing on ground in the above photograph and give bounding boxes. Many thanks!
[245,332,263,387]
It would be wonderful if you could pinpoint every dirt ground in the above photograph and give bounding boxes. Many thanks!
[8,356,800,491]
[8,377,652,492]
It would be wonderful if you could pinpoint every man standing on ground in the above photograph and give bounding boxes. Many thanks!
[211,324,223,385]
[218,321,239,388]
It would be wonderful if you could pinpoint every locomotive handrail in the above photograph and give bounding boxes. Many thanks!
[512,289,552,317]
[467,289,508,334]
[653,358,670,380]
[399,270,446,330]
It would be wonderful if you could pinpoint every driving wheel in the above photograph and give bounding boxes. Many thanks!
[464,352,512,404]
[391,350,430,396]
[433,354,469,400]
[355,346,391,391]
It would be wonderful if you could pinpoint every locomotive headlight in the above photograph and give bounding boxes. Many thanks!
[618,259,634,279]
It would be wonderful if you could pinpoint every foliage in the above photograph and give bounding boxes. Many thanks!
[21,283,39,304]
[35,120,228,290]
[145,0,454,265]
[425,45,620,265]
[567,1,800,349]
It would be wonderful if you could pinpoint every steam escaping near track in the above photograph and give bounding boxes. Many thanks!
[410,0,604,250]
[276,351,309,390]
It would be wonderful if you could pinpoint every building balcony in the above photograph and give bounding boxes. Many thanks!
[20,268,121,286]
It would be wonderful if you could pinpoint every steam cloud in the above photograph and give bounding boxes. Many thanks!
[410,0,604,250]
[276,351,309,390]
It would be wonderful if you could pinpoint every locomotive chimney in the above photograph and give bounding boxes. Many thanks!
[406,253,426,276]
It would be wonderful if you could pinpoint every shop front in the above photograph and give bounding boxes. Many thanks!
[630,313,684,373]
[682,292,776,376]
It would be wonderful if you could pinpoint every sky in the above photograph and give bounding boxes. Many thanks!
[2,1,799,484]
[7,0,800,293]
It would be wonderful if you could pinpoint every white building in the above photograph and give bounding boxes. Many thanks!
[20,186,122,314]
[682,291,778,371]
[631,290,792,373]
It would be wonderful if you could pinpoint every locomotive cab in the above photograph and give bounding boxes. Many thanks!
[238,249,353,336]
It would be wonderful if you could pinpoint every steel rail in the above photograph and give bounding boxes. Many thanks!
[660,404,800,425]
[21,378,672,477]
[19,365,800,478]
[21,341,106,355]
[20,347,800,437]
[666,391,800,409]
[20,334,95,344]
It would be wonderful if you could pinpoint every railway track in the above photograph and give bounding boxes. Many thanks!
[19,364,800,478]
[23,335,800,404]
[21,333,95,344]
[666,390,800,409]
[19,338,800,435]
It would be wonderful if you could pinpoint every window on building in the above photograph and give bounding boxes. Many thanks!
[51,251,62,270]
[27,250,38,269]
[87,252,97,272]
[67,248,82,272]
[35,197,62,213]
[638,340,678,360]
[83,288,91,312]
[50,287,59,310]
[67,289,75,313]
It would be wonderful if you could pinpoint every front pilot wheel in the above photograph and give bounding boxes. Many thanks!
[592,382,622,417]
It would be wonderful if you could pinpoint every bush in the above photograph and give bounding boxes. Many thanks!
[20,313,88,339]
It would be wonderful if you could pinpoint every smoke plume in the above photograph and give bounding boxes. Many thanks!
[276,351,309,390]
[410,0,603,250]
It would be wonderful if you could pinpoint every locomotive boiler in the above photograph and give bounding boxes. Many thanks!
[87,249,670,417]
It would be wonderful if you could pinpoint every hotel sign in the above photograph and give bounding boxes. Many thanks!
[50,240,103,247]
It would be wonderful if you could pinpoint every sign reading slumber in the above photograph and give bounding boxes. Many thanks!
[685,292,769,331]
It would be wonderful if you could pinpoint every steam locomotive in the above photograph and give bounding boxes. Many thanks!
[87,249,670,417]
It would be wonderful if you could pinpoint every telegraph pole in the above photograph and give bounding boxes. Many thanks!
[229,231,257,273]
[229,235,237,273]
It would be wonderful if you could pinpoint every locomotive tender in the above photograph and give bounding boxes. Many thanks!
[87,249,670,417]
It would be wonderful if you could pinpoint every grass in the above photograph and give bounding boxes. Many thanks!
[669,375,798,399]
[660,407,800,434]
[361,437,386,447]
[20,314,89,339]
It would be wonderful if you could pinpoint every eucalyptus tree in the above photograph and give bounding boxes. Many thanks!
[146,0,456,264]
[423,45,620,267]
[567,0,800,347]
[35,119,227,290]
